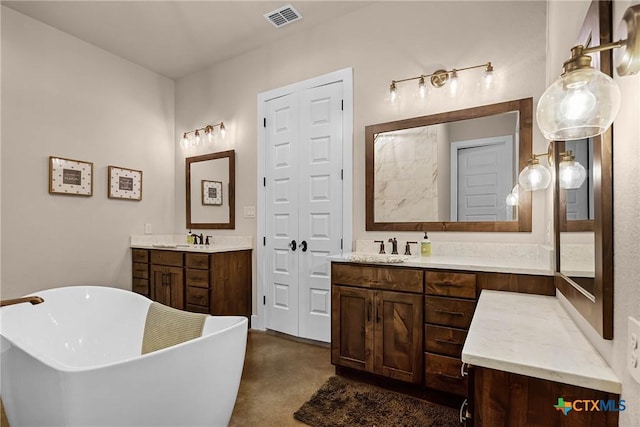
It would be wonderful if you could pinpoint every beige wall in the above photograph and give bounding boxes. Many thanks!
[1,7,176,297]
[174,1,548,312]
[548,1,640,425]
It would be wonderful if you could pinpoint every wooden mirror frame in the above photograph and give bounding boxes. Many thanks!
[554,0,614,339]
[186,150,235,229]
[365,98,533,232]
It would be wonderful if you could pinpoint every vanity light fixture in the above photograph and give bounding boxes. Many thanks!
[537,4,640,140]
[505,184,520,206]
[518,146,588,191]
[181,122,226,148]
[388,62,494,101]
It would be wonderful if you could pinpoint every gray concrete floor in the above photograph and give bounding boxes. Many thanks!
[229,330,334,427]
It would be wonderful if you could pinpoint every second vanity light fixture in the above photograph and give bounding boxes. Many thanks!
[389,62,494,101]
[181,122,226,148]
[537,4,640,140]
[518,145,587,192]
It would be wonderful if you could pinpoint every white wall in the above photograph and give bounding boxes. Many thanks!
[548,1,640,425]
[1,7,176,298]
[174,1,548,312]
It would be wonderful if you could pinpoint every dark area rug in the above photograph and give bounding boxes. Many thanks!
[294,376,460,427]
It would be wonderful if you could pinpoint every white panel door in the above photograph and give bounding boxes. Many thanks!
[298,82,343,342]
[263,82,343,342]
[265,93,299,337]
[454,137,512,221]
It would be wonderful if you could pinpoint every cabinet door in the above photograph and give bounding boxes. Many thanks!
[374,290,423,384]
[331,286,373,372]
[151,265,184,310]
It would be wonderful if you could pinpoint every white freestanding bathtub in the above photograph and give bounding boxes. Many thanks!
[0,286,248,426]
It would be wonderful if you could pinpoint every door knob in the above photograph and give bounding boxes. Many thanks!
[300,240,308,252]
[289,240,297,251]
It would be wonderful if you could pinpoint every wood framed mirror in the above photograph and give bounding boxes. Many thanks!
[554,0,613,339]
[365,98,532,232]
[186,150,235,229]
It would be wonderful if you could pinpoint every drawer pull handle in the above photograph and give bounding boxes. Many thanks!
[435,281,462,287]
[460,399,470,423]
[461,362,471,378]
[435,338,463,346]
[435,309,464,316]
[436,372,462,380]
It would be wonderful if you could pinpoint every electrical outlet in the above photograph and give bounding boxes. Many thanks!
[244,206,256,218]
[144,223,152,234]
[629,317,640,383]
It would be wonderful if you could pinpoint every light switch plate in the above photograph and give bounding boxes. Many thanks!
[628,316,640,383]
[144,223,152,234]
[244,206,256,218]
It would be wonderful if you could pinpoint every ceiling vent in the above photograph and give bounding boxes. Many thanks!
[264,4,302,28]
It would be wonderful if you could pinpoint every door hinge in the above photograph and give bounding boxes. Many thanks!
[263,237,266,246]
[263,177,266,187]
[341,99,344,111]
[263,118,266,128]
[263,295,266,305]
[341,238,343,250]
[341,169,343,180]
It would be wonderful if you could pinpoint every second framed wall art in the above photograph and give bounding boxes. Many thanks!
[108,166,142,201]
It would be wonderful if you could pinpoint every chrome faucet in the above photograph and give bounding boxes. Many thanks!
[374,240,385,254]
[388,238,398,255]
[1,296,44,307]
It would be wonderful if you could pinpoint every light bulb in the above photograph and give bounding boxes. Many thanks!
[483,63,494,88]
[418,76,426,99]
[559,157,587,189]
[195,130,201,145]
[449,70,459,95]
[220,122,226,138]
[206,126,214,143]
[389,81,398,102]
[181,133,189,148]
[518,161,551,191]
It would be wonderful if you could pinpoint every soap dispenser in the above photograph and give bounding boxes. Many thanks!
[187,230,194,245]
[420,232,432,256]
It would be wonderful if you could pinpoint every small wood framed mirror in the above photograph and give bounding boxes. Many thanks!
[186,150,235,229]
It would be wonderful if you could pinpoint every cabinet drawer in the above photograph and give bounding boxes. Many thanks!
[132,278,149,296]
[150,250,183,267]
[132,249,149,263]
[186,253,209,270]
[186,304,209,314]
[425,271,476,299]
[132,262,149,279]
[186,286,209,307]
[424,352,468,397]
[186,269,209,288]
[425,296,476,329]
[332,263,423,293]
[425,324,467,358]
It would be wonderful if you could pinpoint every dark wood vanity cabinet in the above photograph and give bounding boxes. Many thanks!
[424,271,477,397]
[331,263,424,384]
[132,248,252,318]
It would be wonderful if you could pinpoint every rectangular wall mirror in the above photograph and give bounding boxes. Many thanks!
[366,98,532,232]
[186,150,235,229]
[554,0,613,339]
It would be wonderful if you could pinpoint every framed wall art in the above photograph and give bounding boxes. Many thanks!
[49,156,93,196]
[201,180,222,205]
[108,166,143,200]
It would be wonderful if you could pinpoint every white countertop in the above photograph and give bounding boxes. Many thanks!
[462,290,621,394]
[130,234,252,253]
[329,252,554,276]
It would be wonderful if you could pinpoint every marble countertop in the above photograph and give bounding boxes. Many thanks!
[462,290,621,394]
[130,234,252,253]
[329,252,554,276]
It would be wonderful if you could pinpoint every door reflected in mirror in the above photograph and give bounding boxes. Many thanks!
[186,150,235,229]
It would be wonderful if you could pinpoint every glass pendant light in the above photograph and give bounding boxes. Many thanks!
[518,157,551,191]
[194,130,201,145]
[448,69,459,95]
[558,151,587,189]
[537,54,620,141]
[483,62,494,88]
[418,76,427,99]
[505,184,520,206]
[181,133,190,148]
[389,81,398,102]
[220,122,226,138]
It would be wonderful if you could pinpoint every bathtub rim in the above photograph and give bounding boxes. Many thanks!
[0,285,248,373]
